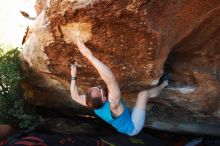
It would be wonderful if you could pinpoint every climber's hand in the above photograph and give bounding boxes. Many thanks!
[71,62,77,77]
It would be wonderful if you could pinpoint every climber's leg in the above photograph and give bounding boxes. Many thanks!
[134,81,168,110]
[128,81,168,136]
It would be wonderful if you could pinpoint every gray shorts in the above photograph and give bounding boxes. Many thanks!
[127,107,147,136]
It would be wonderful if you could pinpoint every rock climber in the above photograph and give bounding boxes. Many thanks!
[70,37,168,136]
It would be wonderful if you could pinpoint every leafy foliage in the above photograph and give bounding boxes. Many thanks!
[0,47,38,131]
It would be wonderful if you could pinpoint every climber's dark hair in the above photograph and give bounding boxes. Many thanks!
[85,85,108,109]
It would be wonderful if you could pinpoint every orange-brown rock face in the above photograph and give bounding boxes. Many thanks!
[21,0,220,135]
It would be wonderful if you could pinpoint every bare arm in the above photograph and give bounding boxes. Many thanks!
[70,63,87,106]
[76,39,121,109]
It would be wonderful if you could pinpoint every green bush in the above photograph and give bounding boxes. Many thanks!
[0,47,38,131]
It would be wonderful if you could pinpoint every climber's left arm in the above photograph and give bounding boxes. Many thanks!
[70,63,87,106]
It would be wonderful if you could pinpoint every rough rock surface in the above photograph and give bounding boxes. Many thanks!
[21,0,220,136]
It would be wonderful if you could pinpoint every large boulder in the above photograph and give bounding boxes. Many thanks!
[21,0,220,136]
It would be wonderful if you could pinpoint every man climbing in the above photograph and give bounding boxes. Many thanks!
[70,38,168,136]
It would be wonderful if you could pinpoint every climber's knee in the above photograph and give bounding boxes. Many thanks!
[137,90,149,99]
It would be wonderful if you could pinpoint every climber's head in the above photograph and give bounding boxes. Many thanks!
[86,85,108,109]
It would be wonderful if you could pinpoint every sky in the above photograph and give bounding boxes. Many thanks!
[0,0,36,48]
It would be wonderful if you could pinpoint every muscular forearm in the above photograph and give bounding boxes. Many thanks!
[88,55,116,84]
[70,80,79,101]
[70,78,87,106]
[70,62,87,106]
[77,41,116,84]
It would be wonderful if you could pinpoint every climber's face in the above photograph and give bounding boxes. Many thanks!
[89,86,104,101]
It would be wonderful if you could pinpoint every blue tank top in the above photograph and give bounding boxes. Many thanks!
[94,100,134,135]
